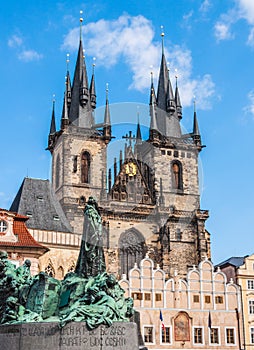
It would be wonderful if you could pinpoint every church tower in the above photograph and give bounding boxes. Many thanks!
[47,17,112,234]
[139,31,210,277]
[102,31,210,279]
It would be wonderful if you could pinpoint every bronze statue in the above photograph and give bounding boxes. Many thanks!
[75,196,106,278]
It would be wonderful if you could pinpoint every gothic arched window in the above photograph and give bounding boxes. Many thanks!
[45,262,55,277]
[81,151,91,184]
[119,230,146,277]
[55,154,60,188]
[172,160,183,191]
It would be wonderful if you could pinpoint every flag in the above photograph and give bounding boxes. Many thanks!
[160,310,165,331]
[208,310,212,329]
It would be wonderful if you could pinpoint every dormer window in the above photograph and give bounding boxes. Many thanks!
[53,215,60,221]
[26,211,33,217]
[0,220,7,232]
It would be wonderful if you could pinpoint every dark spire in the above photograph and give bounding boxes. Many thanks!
[175,74,182,119]
[192,100,202,149]
[90,59,96,109]
[61,91,69,130]
[149,72,159,140]
[50,98,56,134]
[157,36,169,112]
[68,13,94,128]
[103,84,112,144]
[66,54,72,108]
[136,112,142,145]
[47,97,56,152]
[166,69,176,114]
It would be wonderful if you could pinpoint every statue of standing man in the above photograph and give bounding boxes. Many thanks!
[75,197,106,278]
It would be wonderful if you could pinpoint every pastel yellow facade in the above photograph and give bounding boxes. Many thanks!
[236,254,254,349]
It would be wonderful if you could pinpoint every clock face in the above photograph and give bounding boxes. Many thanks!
[0,220,7,233]
[125,162,137,176]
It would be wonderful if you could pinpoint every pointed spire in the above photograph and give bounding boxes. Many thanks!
[103,83,112,144]
[47,96,56,152]
[193,99,200,136]
[61,91,69,130]
[175,72,182,119]
[150,72,159,134]
[90,58,96,109]
[166,66,176,113]
[149,70,156,104]
[136,109,142,145]
[192,99,202,149]
[66,54,72,108]
[157,27,169,111]
[50,97,56,134]
[68,12,94,128]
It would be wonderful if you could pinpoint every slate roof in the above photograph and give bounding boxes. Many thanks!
[0,209,48,251]
[10,178,72,233]
[215,256,247,268]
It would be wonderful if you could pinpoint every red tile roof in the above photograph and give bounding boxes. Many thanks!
[0,210,48,251]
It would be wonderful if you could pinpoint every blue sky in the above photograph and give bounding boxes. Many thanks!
[1,0,254,264]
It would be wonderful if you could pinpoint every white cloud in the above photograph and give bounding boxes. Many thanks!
[62,14,215,110]
[214,22,234,41]
[214,0,254,44]
[238,0,254,24]
[199,0,211,13]
[18,50,43,62]
[247,27,254,46]
[8,35,23,48]
[244,89,254,117]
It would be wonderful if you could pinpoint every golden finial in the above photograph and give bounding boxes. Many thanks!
[52,94,56,103]
[160,25,165,37]
[193,96,196,112]
[79,10,83,40]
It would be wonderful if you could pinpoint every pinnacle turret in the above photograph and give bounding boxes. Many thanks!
[175,76,182,120]
[136,116,142,145]
[192,101,202,150]
[103,84,112,144]
[90,62,96,109]
[68,35,94,128]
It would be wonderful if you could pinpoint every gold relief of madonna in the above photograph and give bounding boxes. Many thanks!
[125,162,137,176]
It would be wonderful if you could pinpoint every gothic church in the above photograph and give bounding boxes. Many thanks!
[10,28,210,280]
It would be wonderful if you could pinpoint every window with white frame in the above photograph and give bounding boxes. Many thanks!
[161,327,171,344]
[248,280,254,290]
[144,326,154,343]
[250,327,254,344]
[193,327,203,344]
[210,328,219,344]
[249,300,254,314]
[226,328,235,344]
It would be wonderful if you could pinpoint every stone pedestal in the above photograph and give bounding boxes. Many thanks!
[0,322,139,350]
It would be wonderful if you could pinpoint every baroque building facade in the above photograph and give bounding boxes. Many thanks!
[11,30,210,280]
